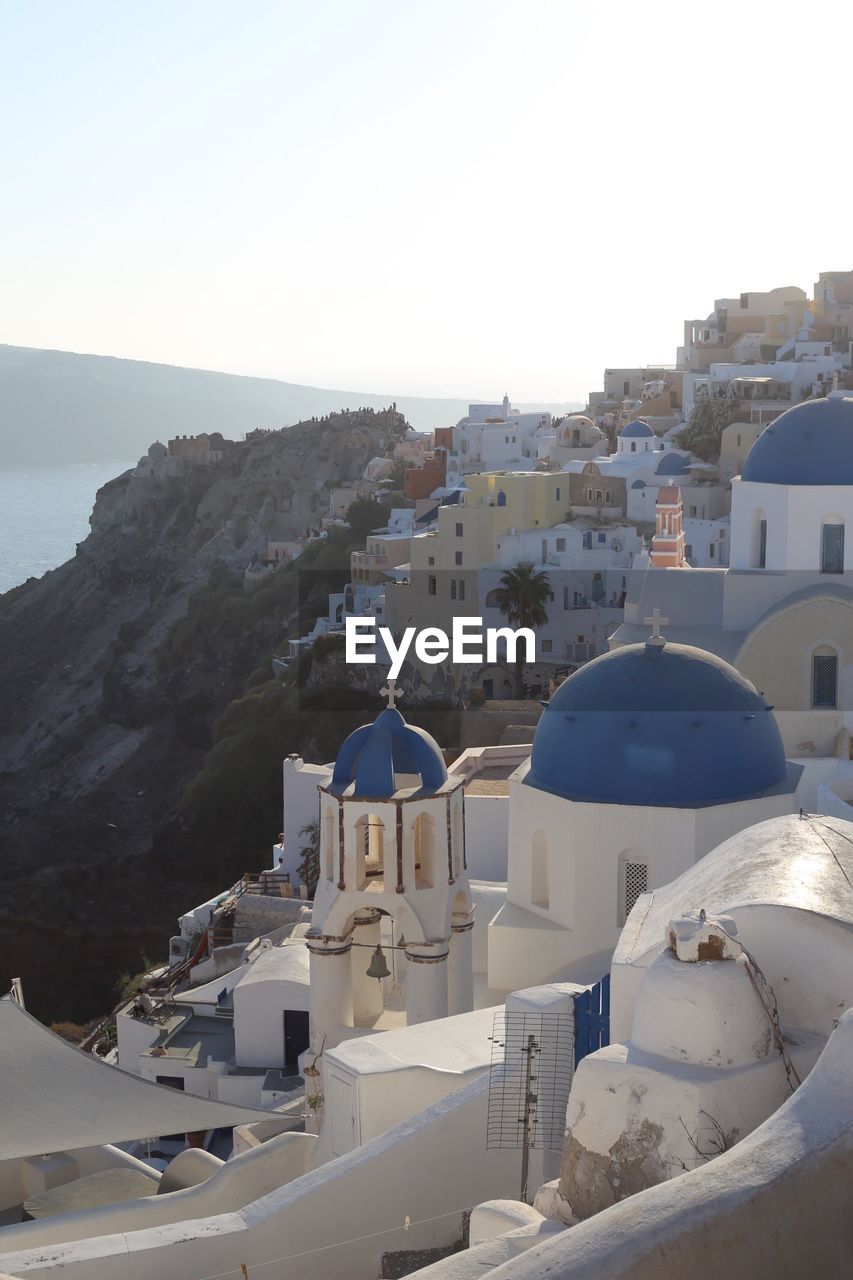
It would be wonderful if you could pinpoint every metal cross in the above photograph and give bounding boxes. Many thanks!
[644,608,669,643]
[381,679,402,709]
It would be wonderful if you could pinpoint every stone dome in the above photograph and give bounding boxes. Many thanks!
[526,641,788,808]
[741,395,853,486]
[331,707,447,799]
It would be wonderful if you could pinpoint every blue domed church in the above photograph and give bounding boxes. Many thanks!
[612,393,853,762]
[488,630,802,992]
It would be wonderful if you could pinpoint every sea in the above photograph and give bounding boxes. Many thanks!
[0,461,133,595]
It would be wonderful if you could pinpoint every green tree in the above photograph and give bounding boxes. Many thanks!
[492,563,552,698]
[676,399,732,461]
[346,498,389,541]
[297,820,321,898]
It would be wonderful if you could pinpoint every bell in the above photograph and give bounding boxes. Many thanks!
[366,945,391,981]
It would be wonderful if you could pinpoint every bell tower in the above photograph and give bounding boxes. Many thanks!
[306,685,473,1057]
[651,485,686,568]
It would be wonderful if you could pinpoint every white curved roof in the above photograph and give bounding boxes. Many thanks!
[616,813,853,968]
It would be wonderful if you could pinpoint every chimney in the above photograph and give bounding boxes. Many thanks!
[651,486,685,568]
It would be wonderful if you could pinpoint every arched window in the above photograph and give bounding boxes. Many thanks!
[322,807,335,882]
[618,851,648,926]
[355,814,385,888]
[452,801,463,877]
[812,646,839,709]
[753,509,767,569]
[820,518,845,574]
[531,832,549,910]
[413,813,436,889]
[496,490,507,507]
[484,588,502,609]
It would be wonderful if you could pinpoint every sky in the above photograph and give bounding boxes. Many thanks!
[2,0,853,404]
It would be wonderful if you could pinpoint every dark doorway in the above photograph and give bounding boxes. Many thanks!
[284,1009,310,1068]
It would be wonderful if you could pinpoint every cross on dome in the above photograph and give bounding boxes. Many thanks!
[644,608,669,646]
[380,679,402,709]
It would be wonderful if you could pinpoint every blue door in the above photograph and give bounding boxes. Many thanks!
[573,976,610,1067]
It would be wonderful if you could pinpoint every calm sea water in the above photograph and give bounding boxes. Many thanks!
[0,462,133,594]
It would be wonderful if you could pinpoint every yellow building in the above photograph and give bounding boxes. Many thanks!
[718,422,765,481]
[385,471,568,635]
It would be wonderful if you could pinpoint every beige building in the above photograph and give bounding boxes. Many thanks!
[385,472,569,638]
[719,422,765,481]
[680,287,810,373]
[351,532,412,587]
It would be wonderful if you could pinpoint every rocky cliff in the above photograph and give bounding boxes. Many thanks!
[0,408,407,1021]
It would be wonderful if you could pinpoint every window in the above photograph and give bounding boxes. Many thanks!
[428,575,437,596]
[812,649,838,708]
[450,579,457,600]
[684,544,693,559]
[555,487,561,501]
[620,856,648,925]
[455,522,463,537]
[563,585,570,610]
[459,579,466,601]
[323,808,335,881]
[556,538,566,551]
[587,488,594,502]
[689,506,697,517]
[531,832,549,909]
[428,555,435,566]
[709,544,715,560]
[605,490,611,503]
[356,814,385,887]
[155,1075,185,1091]
[755,515,767,569]
[541,638,552,653]
[595,490,603,504]
[413,813,436,889]
[455,550,463,566]
[598,533,606,544]
[821,521,845,574]
[631,442,636,453]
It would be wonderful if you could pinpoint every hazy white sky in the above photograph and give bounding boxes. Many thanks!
[2,0,852,403]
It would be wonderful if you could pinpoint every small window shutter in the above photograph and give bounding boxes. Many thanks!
[821,523,844,573]
[813,655,838,708]
[624,862,648,920]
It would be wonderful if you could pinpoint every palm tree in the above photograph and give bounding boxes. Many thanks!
[492,563,552,698]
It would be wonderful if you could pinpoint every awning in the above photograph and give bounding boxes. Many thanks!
[0,998,275,1161]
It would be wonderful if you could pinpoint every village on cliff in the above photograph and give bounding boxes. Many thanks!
[1,272,852,1280]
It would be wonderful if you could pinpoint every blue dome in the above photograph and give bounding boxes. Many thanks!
[621,420,654,439]
[332,707,447,799]
[656,451,691,476]
[742,395,853,485]
[527,641,788,808]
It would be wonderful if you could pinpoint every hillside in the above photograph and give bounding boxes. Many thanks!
[0,407,416,1022]
[0,344,579,464]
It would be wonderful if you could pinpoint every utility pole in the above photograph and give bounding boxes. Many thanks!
[519,1033,539,1203]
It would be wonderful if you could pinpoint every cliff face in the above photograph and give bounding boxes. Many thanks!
[0,408,406,1021]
